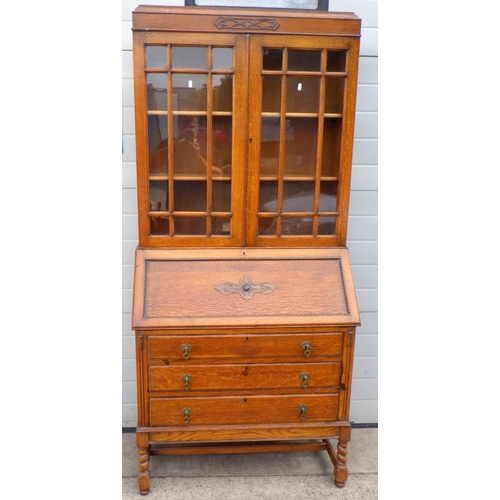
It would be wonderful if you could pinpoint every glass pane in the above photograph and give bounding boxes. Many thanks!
[324,78,345,114]
[146,46,166,68]
[213,48,233,69]
[174,217,206,236]
[259,181,279,212]
[213,75,233,112]
[258,216,276,236]
[263,49,283,70]
[174,181,207,211]
[318,216,336,235]
[319,181,337,212]
[149,180,168,212]
[260,117,280,175]
[149,115,169,173]
[327,51,347,72]
[284,118,317,176]
[288,50,321,72]
[172,47,207,69]
[212,217,231,236]
[173,115,208,175]
[282,216,313,235]
[212,116,232,171]
[172,74,207,112]
[283,181,315,212]
[150,216,169,235]
[321,118,342,177]
[213,181,231,212]
[147,74,168,111]
[287,77,320,113]
[262,76,281,113]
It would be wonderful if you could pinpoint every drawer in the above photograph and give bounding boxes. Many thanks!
[149,394,339,426]
[149,362,341,392]
[148,332,343,362]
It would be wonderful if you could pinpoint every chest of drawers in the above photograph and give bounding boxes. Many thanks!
[132,248,359,494]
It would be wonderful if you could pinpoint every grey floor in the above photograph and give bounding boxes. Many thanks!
[122,428,378,499]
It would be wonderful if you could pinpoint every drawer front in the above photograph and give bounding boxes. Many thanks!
[149,362,341,392]
[148,332,343,362]
[149,394,339,426]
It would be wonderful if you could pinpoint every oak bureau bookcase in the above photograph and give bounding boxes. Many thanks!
[131,4,361,495]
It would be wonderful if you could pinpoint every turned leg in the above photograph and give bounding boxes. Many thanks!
[333,425,351,487]
[136,432,150,495]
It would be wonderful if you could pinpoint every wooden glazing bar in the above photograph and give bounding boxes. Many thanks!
[167,45,175,237]
[276,48,288,238]
[313,48,328,237]
[206,45,214,237]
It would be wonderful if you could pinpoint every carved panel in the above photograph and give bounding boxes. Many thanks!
[213,16,280,31]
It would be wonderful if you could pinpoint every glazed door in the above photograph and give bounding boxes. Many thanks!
[246,35,360,247]
[133,32,248,247]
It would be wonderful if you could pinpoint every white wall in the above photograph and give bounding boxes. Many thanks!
[122,0,378,425]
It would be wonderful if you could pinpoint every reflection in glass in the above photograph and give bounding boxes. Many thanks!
[263,49,283,70]
[146,46,166,68]
[147,74,168,111]
[149,180,168,212]
[213,75,233,112]
[149,115,169,173]
[259,181,278,212]
[212,116,232,170]
[262,76,281,113]
[283,181,315,212]
[150,216,169,235]
[212,217,231,236]
[284,118,318,176]
[288,50,321,71]
[286,77,320,113]
[327,51,347,72]
[172,74,207,111]
[325,78,345,114]
[172,47,207,69]
[173,115,208,175]
[213,48,233,69]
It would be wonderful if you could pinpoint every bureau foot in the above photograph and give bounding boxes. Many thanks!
[137,432,150,495]
[333,426,351,487]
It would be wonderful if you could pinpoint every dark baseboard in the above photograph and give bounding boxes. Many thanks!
[122,423,377,433]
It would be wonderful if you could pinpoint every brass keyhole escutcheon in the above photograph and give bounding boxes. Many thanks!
[302,341,312,357]
[180,343,192,360]
[182,374,192,391]
[298,404,308,420]
[182,407,192,424]
[300,372,310,389]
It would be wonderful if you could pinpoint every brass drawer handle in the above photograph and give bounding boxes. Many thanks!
[298,404,308,420]
[182,407,192,424]
[180,343,192,360]
[302,341,312,357]
[182,374,192,391]
[299,372,310,389]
